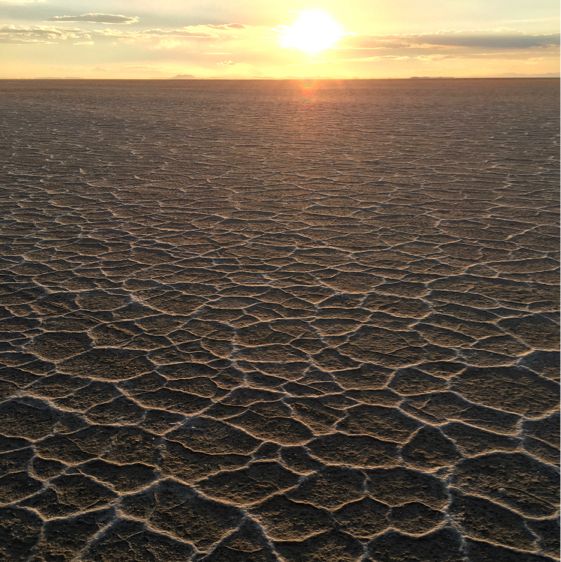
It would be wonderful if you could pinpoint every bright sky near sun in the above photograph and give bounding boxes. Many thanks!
[0,0,559,78]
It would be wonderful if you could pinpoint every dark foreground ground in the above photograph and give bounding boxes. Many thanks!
[0,79,559,561]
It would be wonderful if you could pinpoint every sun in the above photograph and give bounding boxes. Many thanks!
[280,9,345,55]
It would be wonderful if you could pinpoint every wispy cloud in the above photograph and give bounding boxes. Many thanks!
[0,23,245,45]
[413,32,559,49]
[3,23,558,58]
[351,31,560,52]
[48,13,139,25]
[0,0,45,4]
[0,24,86,43]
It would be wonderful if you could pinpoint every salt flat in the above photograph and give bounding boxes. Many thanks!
[0,79,559,561]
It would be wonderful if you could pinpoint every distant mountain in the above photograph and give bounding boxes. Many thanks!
[497,72,560,78]
[409,76,457,79]
[410,74,560,79]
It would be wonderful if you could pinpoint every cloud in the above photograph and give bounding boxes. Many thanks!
[0,23,247,46]
[207,23,246,30]
[414,32,560,49]
[129,25,248,50]
[0,0,45,4]
[48,13,139,25]
[140,24,247,38]
[4,23,556,66]
[0,24,87,43]
[352,32,560,52]
[140,28,215,39]
[341,31,560,64]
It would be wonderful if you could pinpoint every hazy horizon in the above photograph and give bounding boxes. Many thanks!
[1,76,560,81]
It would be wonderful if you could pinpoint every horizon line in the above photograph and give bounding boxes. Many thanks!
[1,76,559,81]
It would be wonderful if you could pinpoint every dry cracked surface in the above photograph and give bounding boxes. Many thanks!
[0,79,559,561]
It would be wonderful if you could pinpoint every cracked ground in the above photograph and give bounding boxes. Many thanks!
[0,79,559,561]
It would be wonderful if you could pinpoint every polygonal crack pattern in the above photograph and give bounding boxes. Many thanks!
[0,79,559,561]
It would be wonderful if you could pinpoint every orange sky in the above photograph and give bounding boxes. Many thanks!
[0,0,559,78]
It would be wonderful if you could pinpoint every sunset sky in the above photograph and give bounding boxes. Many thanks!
[0,0,559,78]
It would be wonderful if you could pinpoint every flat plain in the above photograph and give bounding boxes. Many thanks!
[0,79,559,561]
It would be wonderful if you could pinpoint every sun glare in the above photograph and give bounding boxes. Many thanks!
[280,9,345,55]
